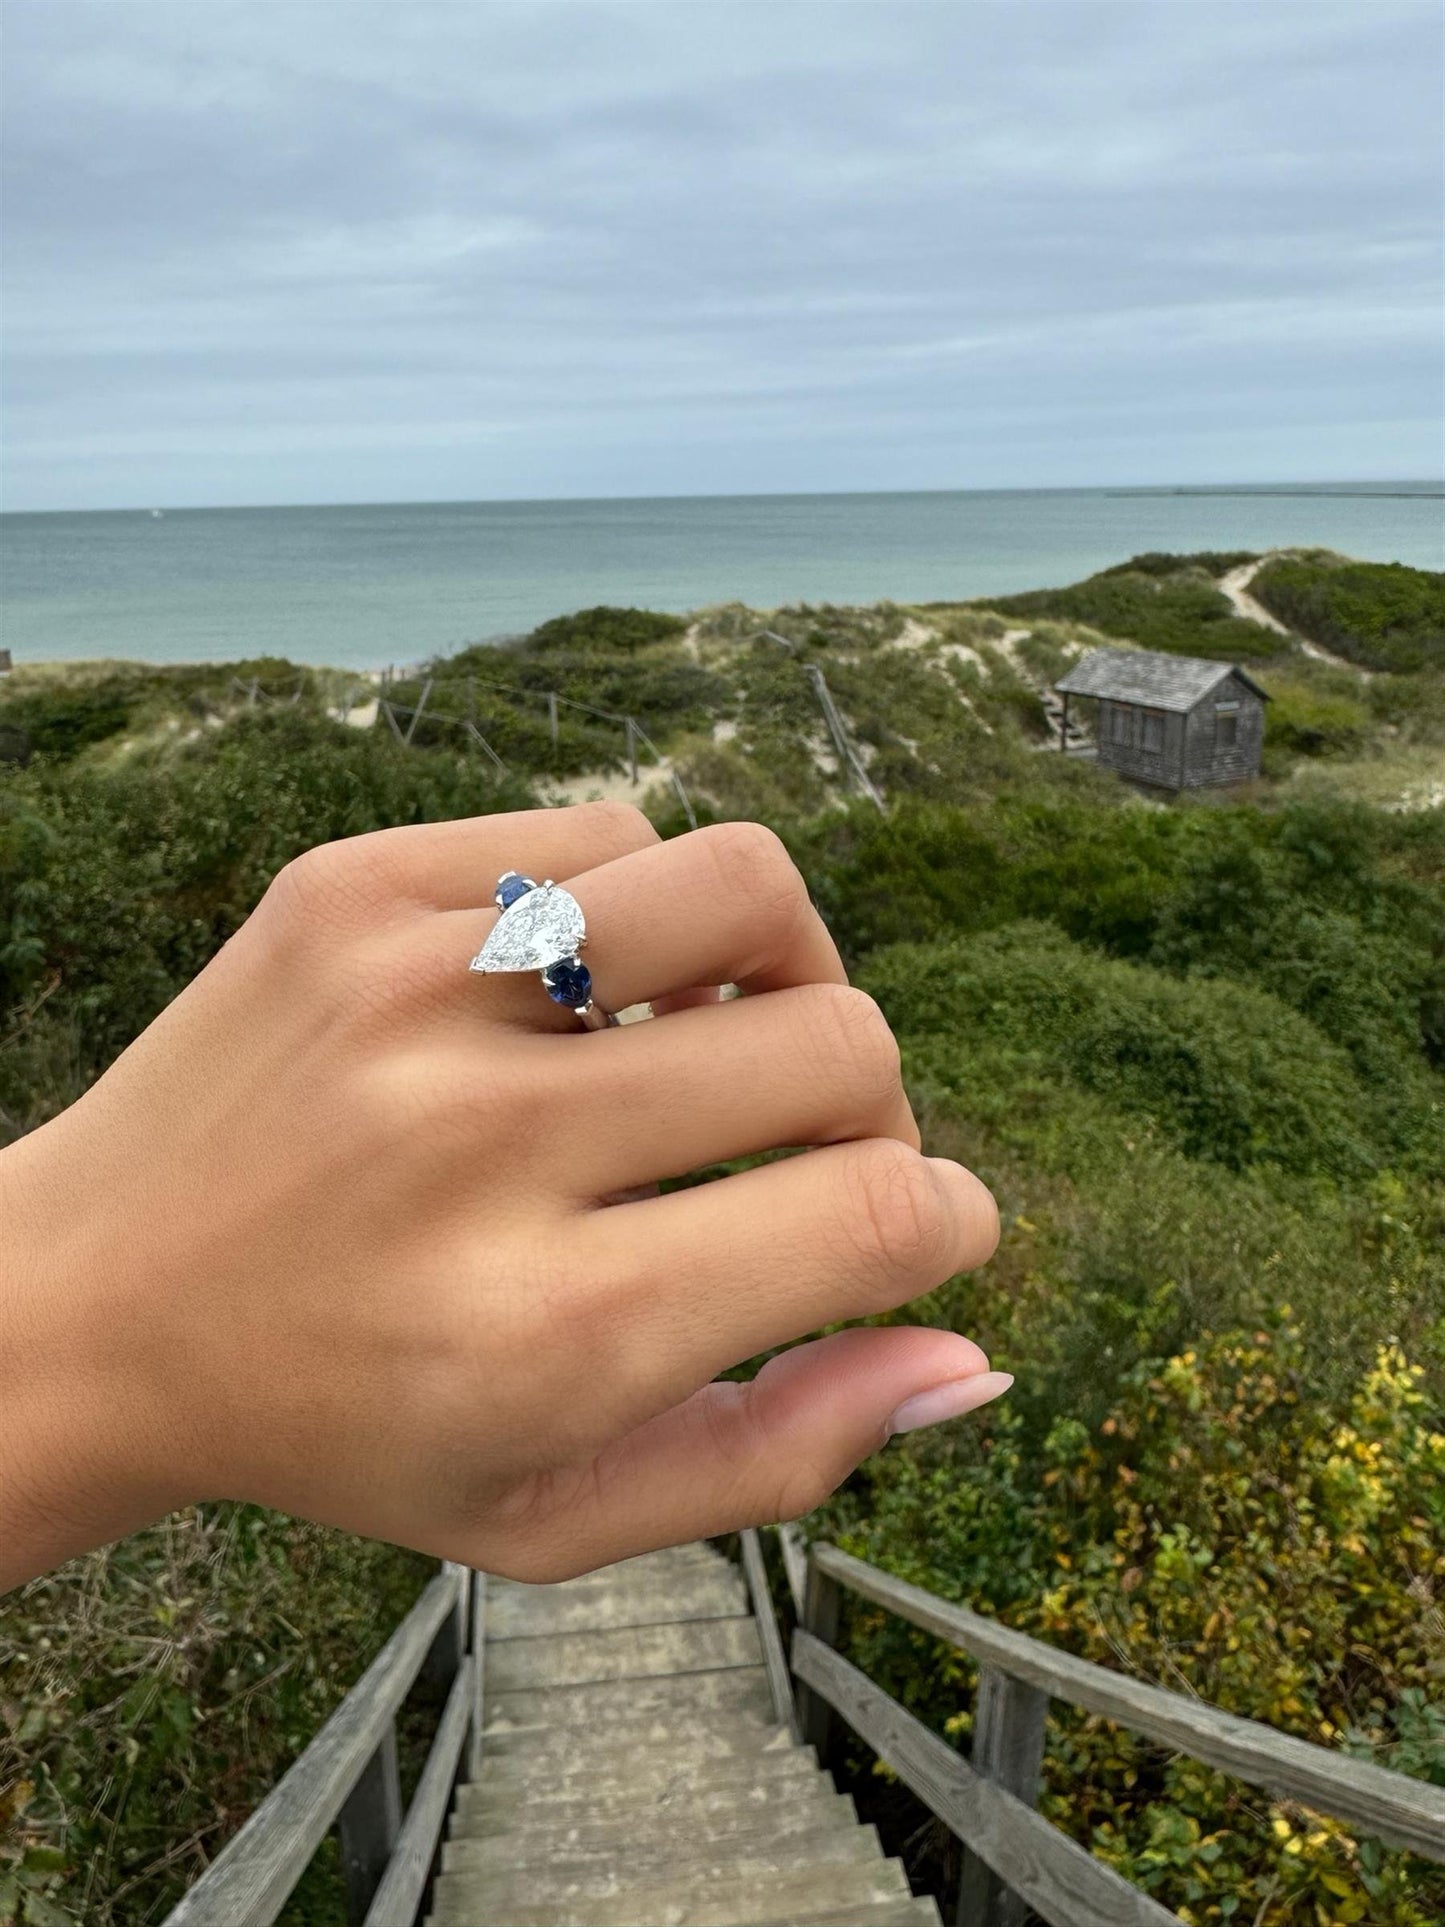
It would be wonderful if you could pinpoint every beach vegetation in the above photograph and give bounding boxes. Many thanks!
[3,552,1441,1924]
[1251,556,1445,674]
[982,557,1291,661]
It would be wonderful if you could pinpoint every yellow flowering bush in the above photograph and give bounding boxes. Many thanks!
[824,1326,1444,1925]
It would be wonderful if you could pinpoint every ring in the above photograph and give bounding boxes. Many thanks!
[469,872,616,1030]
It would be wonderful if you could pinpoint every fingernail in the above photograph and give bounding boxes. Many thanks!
[885,1371,1014,1438]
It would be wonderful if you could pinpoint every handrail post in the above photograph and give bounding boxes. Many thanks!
[337,1723,401,1927]
[797,1553,842,1762]
[422,1562,467,1695]
[955,1664,1049,1927]
[739,1529,800,1740]
[468,1570,487,1781]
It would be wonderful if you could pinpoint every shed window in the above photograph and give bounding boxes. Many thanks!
[1140,710,1165,754]
[1215,701,1239,750]
[1109,705,1134,746]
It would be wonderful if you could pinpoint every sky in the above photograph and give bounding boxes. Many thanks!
[2,0,1441,511]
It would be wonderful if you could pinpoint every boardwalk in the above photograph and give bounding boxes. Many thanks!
[429,1541,938,1927]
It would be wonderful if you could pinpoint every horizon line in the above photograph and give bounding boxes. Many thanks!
[3,478,1443,518]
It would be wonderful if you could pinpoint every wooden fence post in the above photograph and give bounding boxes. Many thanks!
[337,1724,401,1926]
[422,1562,467,1696]
[468,1572,487,1782]
[797,1555,842,1762]
[547,690,559,746]
[955,1664,1049,1927]
[624,715,639,784]
[403,678,433,748]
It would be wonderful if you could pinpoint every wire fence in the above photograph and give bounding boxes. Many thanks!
[226,634,887,824]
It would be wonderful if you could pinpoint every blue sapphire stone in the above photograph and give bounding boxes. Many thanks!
[543,958,593,1009]
[496,872,536,909]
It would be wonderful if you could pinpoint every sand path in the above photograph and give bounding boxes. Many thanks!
[1220,557,1367,676]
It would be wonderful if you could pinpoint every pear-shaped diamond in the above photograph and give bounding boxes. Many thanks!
[471,882,586,974]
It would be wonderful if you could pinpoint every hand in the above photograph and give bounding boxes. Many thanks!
[0,804,1002,1590]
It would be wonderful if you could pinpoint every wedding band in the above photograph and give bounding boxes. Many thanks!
[469,872,616,1030]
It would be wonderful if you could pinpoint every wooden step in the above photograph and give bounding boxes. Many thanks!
[487,1663,774,1734]
[487,1567,748,1638]
[457,1747,820,1816]
[457,1769,840,1839]
[479,1713,789,1765]
[485,1614,763,1691]
[493,1544,728,1594]
[744,1904,942,1927]
[443,1800,866,1873]
[429,1540,935,1927]
[428,1852,913,1926]
[451,1785,855,1854]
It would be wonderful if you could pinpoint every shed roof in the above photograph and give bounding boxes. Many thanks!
[1054,647,1269,712]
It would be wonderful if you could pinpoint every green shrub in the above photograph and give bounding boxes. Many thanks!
[862,923,1381,1179]
[819,1326,1445,1926]
[1257,672,1373,763]
[986,560,1288,660]
[519,604,688,654]
[0,708,536,1127]
[1096,550,1259,579]
[1,1510,432,1927]
[1251,558,1445,673]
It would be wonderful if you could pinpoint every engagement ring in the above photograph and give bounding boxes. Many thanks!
[469,872,615,1030]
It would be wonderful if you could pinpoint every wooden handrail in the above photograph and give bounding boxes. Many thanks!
[793,1631,1179,1927]
[361,1659,474,1927]
[810,1543,1445,1865]
[163,1564,470,1927]
[738,1528,800,1740]
[775,1519,808,1617]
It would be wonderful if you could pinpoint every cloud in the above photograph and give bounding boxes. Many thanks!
[2,0,1440,508]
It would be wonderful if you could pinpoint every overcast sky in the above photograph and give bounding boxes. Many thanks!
[2,0,1440,511]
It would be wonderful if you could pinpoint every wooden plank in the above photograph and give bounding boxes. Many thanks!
[361,1659,473,1927]
[486,1665,774,1735]
[485,1616,762,1692]
[956,1665,1050,1927]
[337,1725,401,1926]
[798,1555,841,1760]
[468,1570,486,1782]
[163,1567,462,1926]
[740,1529,800,1739]
[422,1562,467,1695]
[813,1545,1445,1863]
[486,1569,745,1638]
[776,1521,809,1618]
[793,1632,1180,1927]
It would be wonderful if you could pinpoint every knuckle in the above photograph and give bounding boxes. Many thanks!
[773,1454,843,1526]
[807,983,902,1102]
[843,1140,952,1280]
[699,821,809,931]
[571,798,658,850]
[695,1383,840,1532]
[265,838,373,931]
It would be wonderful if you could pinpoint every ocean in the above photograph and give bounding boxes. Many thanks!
[2,484,1440,670]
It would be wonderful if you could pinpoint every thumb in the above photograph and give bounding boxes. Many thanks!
[494,1326,1012,1580]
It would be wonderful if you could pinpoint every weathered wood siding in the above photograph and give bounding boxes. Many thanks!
[1183,676,1265,786]
[1096,672,1263,790]
[1095,701,1187,788]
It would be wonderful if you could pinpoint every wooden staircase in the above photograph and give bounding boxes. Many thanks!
[161,1532,1444,1927]
[428,1542,938,1927]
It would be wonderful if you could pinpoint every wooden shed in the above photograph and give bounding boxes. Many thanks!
[1054,646,1268,790]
